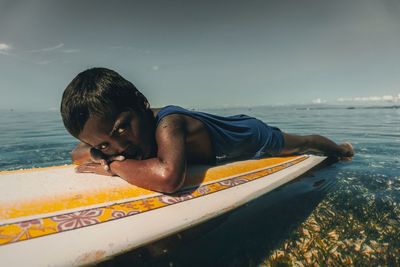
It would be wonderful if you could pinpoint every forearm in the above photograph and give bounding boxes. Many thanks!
[109,158,186,193]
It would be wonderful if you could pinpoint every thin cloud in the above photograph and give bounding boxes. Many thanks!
[61,49,80,53]
[0,43,12,51]
[337,94,400,102]
[312,98,327,104]
[26,43,64,53]
[0,43,13,55]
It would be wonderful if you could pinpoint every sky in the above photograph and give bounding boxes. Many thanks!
[1,0,400,110]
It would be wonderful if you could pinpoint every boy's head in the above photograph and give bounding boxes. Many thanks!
[60,68,150,138]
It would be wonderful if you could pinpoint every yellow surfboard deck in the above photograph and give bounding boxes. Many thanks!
[0,155,325,266]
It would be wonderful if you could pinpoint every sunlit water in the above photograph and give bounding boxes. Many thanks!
[0,105,399,266]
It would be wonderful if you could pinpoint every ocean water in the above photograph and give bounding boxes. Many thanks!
[1,105,399,266]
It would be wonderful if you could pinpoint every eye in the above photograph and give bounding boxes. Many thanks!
[99,143,109,150]
[117,125,127,135]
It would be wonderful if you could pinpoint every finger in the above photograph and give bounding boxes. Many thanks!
[75,164,96,173]
[110,155,125,162]
[75,163,114,176]
[75,165,83,173]
[100,159,110,171]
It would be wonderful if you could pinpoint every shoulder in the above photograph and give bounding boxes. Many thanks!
[156,113,187,137]
[153,105,187,120]
[154,113,188,150]
[153,105,189,127]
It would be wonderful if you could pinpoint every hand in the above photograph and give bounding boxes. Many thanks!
[75,162,116,176]
[90,148,125,171]
[74,148,125,176]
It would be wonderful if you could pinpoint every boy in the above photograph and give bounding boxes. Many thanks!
[61,68,354,193]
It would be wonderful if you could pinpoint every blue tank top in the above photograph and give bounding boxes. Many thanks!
[155,105,284,163]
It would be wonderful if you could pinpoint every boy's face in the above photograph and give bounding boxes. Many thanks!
[78,109,156,160]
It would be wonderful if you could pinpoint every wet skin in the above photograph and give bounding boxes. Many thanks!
[75,108,214,193]
[74,108,354,193]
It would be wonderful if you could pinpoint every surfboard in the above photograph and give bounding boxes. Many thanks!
[0,154,326,266]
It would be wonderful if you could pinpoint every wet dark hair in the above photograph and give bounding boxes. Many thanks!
[60,67,149,138]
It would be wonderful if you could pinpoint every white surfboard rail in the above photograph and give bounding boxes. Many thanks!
[0,155,326,266]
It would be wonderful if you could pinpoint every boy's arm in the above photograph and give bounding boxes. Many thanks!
[109,114,187,193]
[72,142,125,173]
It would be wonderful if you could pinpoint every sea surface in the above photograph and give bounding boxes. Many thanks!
[0,105,399,266]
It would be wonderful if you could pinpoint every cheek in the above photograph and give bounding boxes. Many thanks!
[127,123,138,140]
[125,124,140,144]
[130,117,144,137]
[127,113,152,146]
